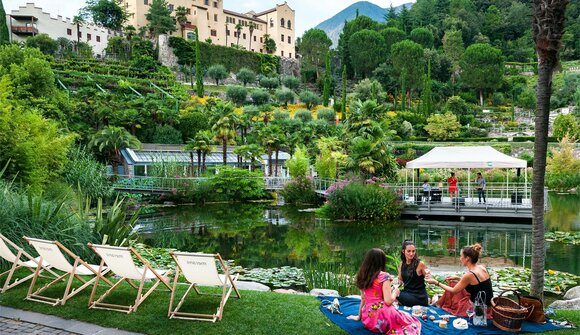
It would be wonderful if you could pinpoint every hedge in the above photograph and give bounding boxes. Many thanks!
[168,36,280,75]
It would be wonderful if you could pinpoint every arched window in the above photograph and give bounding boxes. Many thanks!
[287,20,292,29]
[280,18,285,27]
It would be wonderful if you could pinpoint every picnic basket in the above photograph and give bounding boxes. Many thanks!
[491,290,532,332]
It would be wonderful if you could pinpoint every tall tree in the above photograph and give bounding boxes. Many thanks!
[235,23,242,46]
[89,126,140,177]
[341,66,347,115]
[145,0,176,43]
[0,1,10,44]
[420,60,433,115]
[442,29,464,82]
[322,52,331,106]
[195,28,204,97]
[73,15,84,54]
[175,6,188,39]
[349,29,384,78]
[210,101,238,166]
[82,0,128,31]
[391,40,424,107]
[248,22,256,51]
[299,28,332,80]
[460,43,504,106]
[530,0,568,300]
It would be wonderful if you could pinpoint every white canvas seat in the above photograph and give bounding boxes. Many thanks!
[168,252,240,322]
[0,234,58,293]
[88,243,173,314]
[23,237,113,306]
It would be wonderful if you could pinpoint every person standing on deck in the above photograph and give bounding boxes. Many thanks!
[447,172,459,201]
[476,172,487,204]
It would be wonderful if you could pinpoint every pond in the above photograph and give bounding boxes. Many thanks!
[137,193,580,276]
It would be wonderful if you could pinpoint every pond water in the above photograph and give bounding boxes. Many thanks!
[138,193,580,275]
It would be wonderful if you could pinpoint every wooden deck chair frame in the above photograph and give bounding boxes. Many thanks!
[23,237,113,306]
[87,243,173,314]
[0,234,59,293]
[168,252,241,322]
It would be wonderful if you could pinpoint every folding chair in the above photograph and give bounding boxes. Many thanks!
[168,252,241,322]
[23,237,113,306]
[0,233,58,293]
[87,243,173,314]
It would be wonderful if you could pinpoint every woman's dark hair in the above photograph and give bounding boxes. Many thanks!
[355,248,387,289]
[462,243,483,264]
[400,240,420,277]
[451,172,455,177]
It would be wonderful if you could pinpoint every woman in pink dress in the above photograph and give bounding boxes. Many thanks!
[347,248,421,334]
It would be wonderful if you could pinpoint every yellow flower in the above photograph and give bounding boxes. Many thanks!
[547,270,556,275]
[387,111,397,118]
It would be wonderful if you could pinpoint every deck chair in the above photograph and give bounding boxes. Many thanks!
[23,237,113,306]
[87,243,173,314]
[168,252,241,322]
[0,233,59,293]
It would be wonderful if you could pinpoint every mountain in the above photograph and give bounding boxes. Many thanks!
[314,1,414,47]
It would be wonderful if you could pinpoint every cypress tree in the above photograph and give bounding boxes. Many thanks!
[195,28,204,97]
[421,60,433,115]
[0,1,9,44]
[401,68,406,111]
[322,52,331,106]
[341,65,347,115]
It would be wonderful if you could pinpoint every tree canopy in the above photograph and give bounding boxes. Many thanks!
[82,0,128,31]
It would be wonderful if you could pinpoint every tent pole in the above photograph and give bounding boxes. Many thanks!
[506,169,509,206]
[412,169,415,203]
[405,169,408,201]
[525,167,528,202]
[468,168,471,204]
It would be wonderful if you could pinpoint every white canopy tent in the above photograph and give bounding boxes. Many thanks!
[405,146,528,203]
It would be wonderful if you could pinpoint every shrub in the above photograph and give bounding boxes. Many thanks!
[354,79,383,101]
[62,146,112,199]
[299,90,321,110]
[236,67,256,86]
[546,136,580,191]
[294,109,313,123]
[273,109,290,121]
[260,76,280,90]
[275,88,295,106]
[226,85,248,105]
[325,182,402,221]
[207,64,228,85]
[251,89,270,105]
[211,166,265,201]
[285,146,309,177]
[151,125,183,144]
[282,75,300,90]
[280,176,319,205]
[317,108,336,124]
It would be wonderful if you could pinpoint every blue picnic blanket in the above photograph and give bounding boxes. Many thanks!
[318,297,565,335]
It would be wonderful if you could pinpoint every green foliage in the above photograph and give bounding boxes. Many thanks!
[299,90,320,110]
[251,89,270,105]
[89,126,141,175]
[263,34,277,54]
[260,76,280,90]
[391,40,425,90]
[410,27,434,48]
[546,136,580,192]
[461,43,504,104]
[285,146,309,178]
[273,109,290,121]
[226,85,248,106]
[322,52,331,106]
[299,28,332,82]
[25,34,58,56]
[294,109,313,123]
[236,67,256,86]
[280,176,319,205]
[93,197,140,246]
[82,0,128,31]
[317,108,336,124]
[169,36,280,76]
[348,29,384,78]
[207,64,228,85]
[195,28,204,96]
[0,1,8,45]
[325,182,402,221]
[553,114,579,140]
[443,29,464,80]
[177,109,209,142]
[145,0,176,37]
[0,45,56,99]
[62,146,112,200]
[314,146,337,179]
[129,54,160,73]
[354,79,383,101]
[151,125,183,144]
[211,166,265,201]
[282,75,300,91]
[380,27,406,54]
[424,112,461,140]
[303,262,356,296]
[275,88,295,106]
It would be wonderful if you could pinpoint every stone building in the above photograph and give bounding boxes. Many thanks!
[121,0,296,58]
[6,3,118,57]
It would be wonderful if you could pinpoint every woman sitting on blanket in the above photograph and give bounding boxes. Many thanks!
[347,248,421,334]
[427,243,494,315]
[397,240,430,307]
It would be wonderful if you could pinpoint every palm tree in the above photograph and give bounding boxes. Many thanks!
[210,101,238,166]
[235,23,242,47]
[73,15,84,54]
[89,126,141,177]
[529,0,569,300]
[184,130,213,176]
[233,144,264,171]
[175,6,188,39]
[124,25,136,40]
[248,22,257,51]
[259,125,282,176]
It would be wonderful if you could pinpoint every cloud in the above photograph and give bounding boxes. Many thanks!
[5,0,86,20]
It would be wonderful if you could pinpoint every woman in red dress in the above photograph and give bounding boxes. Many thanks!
[448,172,458,198]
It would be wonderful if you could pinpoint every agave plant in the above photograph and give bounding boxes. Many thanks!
[93,197,140,247]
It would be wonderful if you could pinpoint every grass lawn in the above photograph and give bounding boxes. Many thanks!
[0,272,578,335]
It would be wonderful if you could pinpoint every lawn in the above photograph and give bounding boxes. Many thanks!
[0,273,578,335]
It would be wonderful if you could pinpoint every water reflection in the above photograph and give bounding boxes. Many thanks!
[138,193,580,275]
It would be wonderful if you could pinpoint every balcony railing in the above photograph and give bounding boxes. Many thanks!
[11,26,38,35]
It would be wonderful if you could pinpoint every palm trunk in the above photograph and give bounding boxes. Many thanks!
[480,89,484,106]
[222,137,227,166]
[196,150,201,176]
[267,145,272,176]
[274,149,279,177]
[202,153,206,172]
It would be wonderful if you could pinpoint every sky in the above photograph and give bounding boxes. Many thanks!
[4,0,412,36]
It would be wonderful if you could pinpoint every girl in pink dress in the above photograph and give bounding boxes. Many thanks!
[347,248,421,334]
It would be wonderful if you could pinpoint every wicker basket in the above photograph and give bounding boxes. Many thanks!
[491,290,532,332]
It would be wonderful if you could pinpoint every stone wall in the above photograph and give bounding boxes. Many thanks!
[158,34,178,69]
[280,58,300,77]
